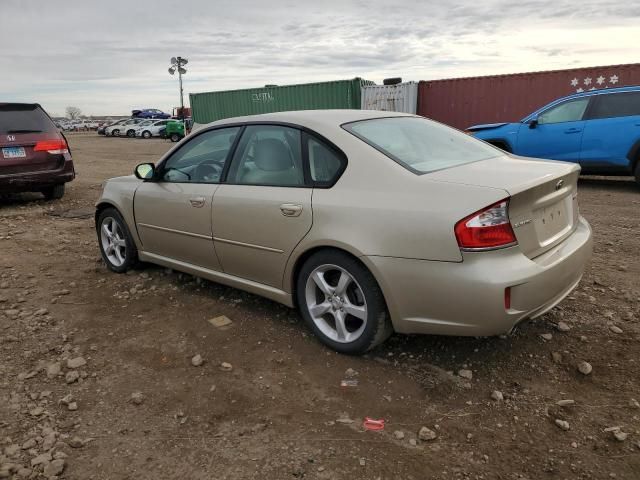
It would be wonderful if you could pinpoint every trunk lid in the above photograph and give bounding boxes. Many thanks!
[428,155,581,259]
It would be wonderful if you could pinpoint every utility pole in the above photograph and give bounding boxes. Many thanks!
[169,57,188,132]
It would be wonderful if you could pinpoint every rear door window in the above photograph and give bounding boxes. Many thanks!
[0,104,57,134]
[587,92,640,119]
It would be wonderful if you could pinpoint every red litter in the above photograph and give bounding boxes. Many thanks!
[363,417,385,431]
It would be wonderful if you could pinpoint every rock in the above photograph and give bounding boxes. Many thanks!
[5,444,20,456]
[46,362,61,378]
[609,325,623,334]
[42,432,56,451]
[16,468,31,478]
[22,439,36,450]
[208,315,233,328]
[66,357,86,369]
[220,362,232,371]
[614,431,628,442]
[393,430,405,440]
[191,354,203,367]
[336,414,354,424]
[418,426,437,441]
[629,398,640,409]
[458,369,473,380]
[577,361,592,375]
[551,352,563,364]
[59,394,74,405]
[344,368,358,378]
[130,392,145,405]
[43,459,65,477]
[555,419,570,431]
[29,407,44,417]
[555,321,571,332]
[557,399,575,407]
[65,371,79,384]
[491,390,504,402]
[540,333,553,341]
[31,452,52,466]
[409,438,417,446]
[67,402,78,411]
[68,437,84,448]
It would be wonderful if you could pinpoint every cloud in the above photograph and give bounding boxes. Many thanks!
[0,0,637,115]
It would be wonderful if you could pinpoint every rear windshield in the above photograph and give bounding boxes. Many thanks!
[343,116,501,174]
[0,104,57,135]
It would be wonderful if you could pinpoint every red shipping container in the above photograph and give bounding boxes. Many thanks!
[418,63,640,130]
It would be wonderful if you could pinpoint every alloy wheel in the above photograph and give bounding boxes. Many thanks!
[100,216,127,267]
[304,264,367,343]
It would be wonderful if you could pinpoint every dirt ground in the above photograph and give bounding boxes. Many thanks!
[1,133,639,480]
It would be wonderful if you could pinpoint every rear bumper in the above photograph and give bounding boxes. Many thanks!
[364,215,593,336]
[0,158,75,193]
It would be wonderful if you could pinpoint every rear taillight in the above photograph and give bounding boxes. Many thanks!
[454,198,517,250]
[34,139,68,154]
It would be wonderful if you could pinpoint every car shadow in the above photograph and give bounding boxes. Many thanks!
[0,192,47,208]
[578,176,638,193]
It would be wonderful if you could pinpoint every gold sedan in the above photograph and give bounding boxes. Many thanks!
[96,110,592,354]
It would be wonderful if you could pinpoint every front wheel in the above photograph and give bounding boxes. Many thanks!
[296,250,392,354]
[126,129,136,138]
[142,130,151,139]
[97,208,138,273]
[111,129,120,137]
[634,161,640,186]
[170,133,181,142]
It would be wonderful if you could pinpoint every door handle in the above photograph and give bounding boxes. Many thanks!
[189,196,206,208]
[280,203,303,217]
[564,128,582,134]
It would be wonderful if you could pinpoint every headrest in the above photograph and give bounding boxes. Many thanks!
[253,138,292,171]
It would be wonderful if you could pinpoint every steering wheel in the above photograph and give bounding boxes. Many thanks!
[193,163,222,182]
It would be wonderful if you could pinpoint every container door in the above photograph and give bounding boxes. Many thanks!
[515,97,590,162]
[212,124,312,288]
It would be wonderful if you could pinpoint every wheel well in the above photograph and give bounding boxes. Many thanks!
[95,202,118,228]
[290,246,377,308]
[486,139,512,153]
[627,139,640,172]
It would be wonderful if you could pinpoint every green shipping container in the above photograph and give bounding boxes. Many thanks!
[190,78,374,125]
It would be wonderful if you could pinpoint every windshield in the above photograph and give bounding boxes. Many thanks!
[343,116,501,174]
[0,104,57,134]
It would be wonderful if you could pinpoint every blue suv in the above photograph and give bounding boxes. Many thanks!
[468,86,640,185]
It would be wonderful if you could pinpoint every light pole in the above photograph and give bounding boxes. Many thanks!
[168,57,188,131]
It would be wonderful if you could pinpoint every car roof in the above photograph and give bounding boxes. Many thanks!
[556,84,640,102]
[205,109,414,131]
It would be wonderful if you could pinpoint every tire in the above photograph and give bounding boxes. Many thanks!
[112,129,120,137]
[296,250,393,354]
[635,161,640,186]
[170,133,180,143]
[42,184,65,200]
[142,130,151,139]
[97,208,138,273]
[126,129,136,138]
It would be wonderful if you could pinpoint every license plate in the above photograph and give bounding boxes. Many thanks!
[2,147,26,159]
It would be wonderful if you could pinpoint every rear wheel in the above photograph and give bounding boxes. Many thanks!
[126,129,136,138]
[97,208,138,273]
[296,250,392,354]
[170,133,180,142]
[112,129,120,137]
[634,161,640,186]
[142,130,151,139]
[42,184,65,200]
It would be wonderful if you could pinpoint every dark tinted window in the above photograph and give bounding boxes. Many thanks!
[588,92,640,119]
[0,104,57,134]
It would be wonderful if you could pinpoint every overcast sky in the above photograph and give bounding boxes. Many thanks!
[1,0,638,116]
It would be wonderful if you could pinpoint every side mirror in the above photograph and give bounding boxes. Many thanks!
[528,117,539,129]
[134,163,155,180]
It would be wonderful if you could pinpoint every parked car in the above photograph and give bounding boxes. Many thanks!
[134,119,172,139]
[131,109,171,119]
[95,110,592,354]
[99,118,127,136]
[161,120,186,142]
[1,103,74,199]
[105,118,145,137]
[468,86,640,184]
